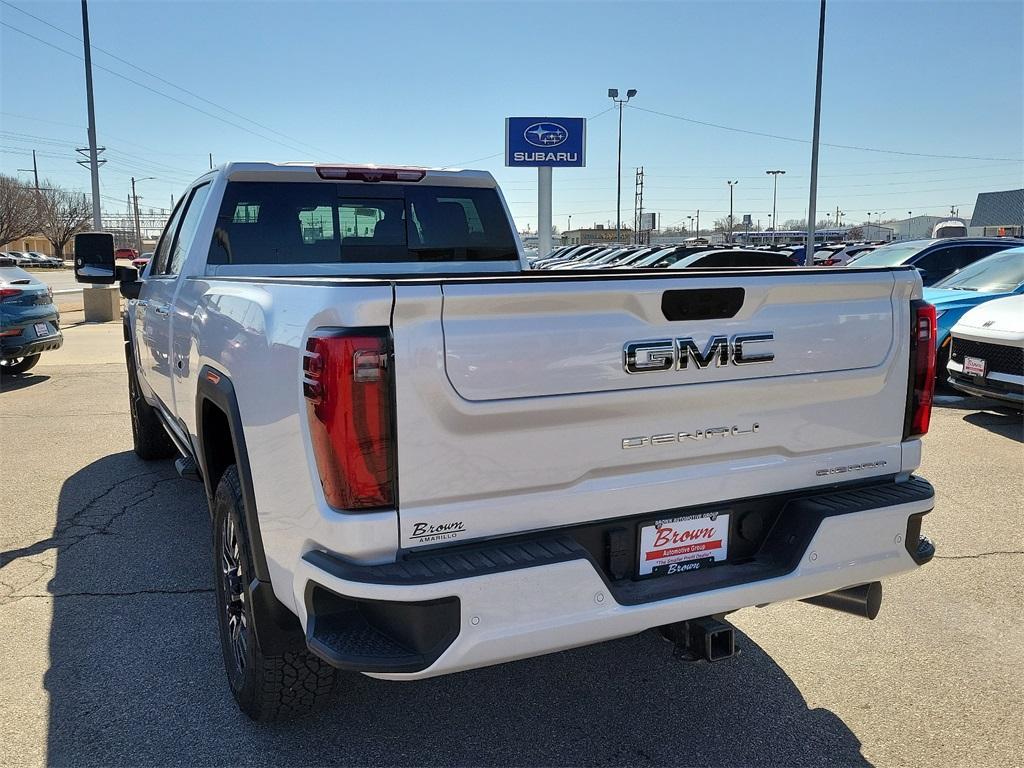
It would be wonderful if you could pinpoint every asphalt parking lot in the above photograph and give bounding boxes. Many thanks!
[1,321,1021,768]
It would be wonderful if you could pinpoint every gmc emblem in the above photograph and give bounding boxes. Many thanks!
[624,333,774,374]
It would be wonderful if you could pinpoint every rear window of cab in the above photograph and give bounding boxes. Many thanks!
[208,182,518,264]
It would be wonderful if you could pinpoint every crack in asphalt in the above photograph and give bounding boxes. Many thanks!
[6,586,214,602]
[0,472,184,604]
[933,550,1024,560]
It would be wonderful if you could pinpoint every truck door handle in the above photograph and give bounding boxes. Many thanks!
[153,305,169,317]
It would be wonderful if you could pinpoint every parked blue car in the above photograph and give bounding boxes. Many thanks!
[923,245,1024,373]
[0,257,63,374]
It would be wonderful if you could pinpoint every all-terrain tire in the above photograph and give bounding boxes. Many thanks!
[0,354,41,374]
[125,340,177,460]
[212,465,337,721]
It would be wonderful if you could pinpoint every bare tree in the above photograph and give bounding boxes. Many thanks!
[713,216,734,233]
[0,174,40,246]
[37,181,91,259]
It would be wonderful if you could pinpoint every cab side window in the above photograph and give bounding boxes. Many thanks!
[150,199,187,276]
[167,184,211,275]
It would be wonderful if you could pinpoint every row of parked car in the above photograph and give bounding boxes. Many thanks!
[532,236,1023,283]
[532,238,1024,394]
[0,250,64,268]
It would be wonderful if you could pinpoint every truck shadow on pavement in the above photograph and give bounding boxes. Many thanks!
[40,452,871,767]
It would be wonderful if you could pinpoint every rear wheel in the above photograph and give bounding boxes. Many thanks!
[213,465,338,721]
[125,341,177,460]
[0,354,41,374]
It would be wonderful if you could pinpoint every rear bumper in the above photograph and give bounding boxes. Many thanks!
[1,332,63,360]
[294,477,935,680]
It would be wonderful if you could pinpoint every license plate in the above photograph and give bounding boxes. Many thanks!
[638,511,730,577]
[963,355,986,376]
[34,322,49,337]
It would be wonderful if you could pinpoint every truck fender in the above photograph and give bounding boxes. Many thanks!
[195,366,304,652]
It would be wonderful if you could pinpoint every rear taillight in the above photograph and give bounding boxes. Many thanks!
[315,166,425,183]
[303,332,395,510]
[820,258,839,266]
[0,288,22,302]
[904,300,937,440]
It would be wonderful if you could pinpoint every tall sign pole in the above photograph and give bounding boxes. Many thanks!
[538,167,552,257]
[80,0,102,229]
[805,0,827,260]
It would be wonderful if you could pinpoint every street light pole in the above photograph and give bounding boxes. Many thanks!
[766,170,785,245]
[727,180,738,242]
[608,88,637,243]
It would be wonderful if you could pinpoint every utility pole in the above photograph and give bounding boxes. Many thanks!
[79,0,103,230]
[17,150,40,192]
[806,0,827,259]
[608,88,637,243]
[767,170,785,245]
[209,153,213,170]
[131,176,155,255]
[727,180,739,242]
[131,177,142,256]
[696,209,700,241]
[634,167,645,244]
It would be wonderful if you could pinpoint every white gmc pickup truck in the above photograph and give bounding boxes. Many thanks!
[75,162,937,721]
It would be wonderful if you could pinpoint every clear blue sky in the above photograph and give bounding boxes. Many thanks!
[2,0,1022,231]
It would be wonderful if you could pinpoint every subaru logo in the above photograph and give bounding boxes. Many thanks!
[524,122,568,148]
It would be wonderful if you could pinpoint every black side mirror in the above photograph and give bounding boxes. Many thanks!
[74,232,115,284]
[115,266,141,300]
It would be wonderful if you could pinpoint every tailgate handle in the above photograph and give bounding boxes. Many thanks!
[662,288,745,321]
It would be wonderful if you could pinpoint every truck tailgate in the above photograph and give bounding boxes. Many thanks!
[391,270,918,549]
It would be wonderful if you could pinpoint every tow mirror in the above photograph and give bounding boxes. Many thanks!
[74,232,115,284]
[115,266,142,300]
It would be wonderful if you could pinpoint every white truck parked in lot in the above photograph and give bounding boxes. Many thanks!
[75,162,937,721]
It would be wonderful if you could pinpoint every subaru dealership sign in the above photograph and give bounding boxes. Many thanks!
[505,117,586,167]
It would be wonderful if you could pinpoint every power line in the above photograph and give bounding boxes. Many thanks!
[0,20,325,157]
[629,104,1024,163]
[0,0,333,157]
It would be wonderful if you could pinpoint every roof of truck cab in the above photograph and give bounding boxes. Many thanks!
[216,162,498,188]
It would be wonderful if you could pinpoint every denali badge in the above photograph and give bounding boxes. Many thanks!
[815,461,888,477]
[623,423,760,449]
[623,333,774,374]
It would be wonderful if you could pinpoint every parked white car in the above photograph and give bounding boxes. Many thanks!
[946,294,1024,406]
